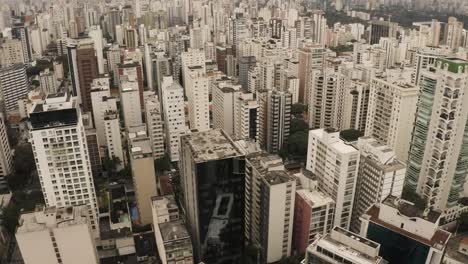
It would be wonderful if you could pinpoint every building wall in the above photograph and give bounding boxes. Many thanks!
[131,155,158,225]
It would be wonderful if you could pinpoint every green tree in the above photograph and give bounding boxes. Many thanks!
[154,153,172,172]
[291,103,307,116]
[458,212,468,232]
[401,186,427,209]
[8,144,35,190]
[103,156,122,178]
[31,80,40,87]
[290,119,308,134]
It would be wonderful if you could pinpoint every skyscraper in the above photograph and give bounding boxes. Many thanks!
[0,64,28,115]
[179,129,245,263]
[306,128,359,230]
[369,21,398,45]
[350,137,406,232]
[365,74,419,161]
[29,92,99,235]
[67,38,99,113]
[257,89,292,153]
[406,58,468,221]
[161,77,186,162]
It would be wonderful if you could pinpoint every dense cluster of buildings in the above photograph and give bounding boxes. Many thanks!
[1,0,468,264]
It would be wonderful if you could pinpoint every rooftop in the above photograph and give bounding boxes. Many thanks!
[382,195,440,223]
[365,204,450,248]
[17,205,90,234]
[159,220,190,242]
[311,226,383,264]
[296,189,334,208]
[263,170,293,186]
[181,129,244,163]
[445,234,468,263]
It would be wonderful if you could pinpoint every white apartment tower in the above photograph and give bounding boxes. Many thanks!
[103,110,124,164]
[244,153,295,263]
[29,93,99,234]
[350,137,406,232]
[120,75,143,128]
[161,77,186,162]
[181,48,205,88]
[406,58,468,221]
[90,77,118,147]
[365,75,419,162]
[306,128,359,229]
[16,205,99,264]
[185,66,210,132]
[308,68,347,129]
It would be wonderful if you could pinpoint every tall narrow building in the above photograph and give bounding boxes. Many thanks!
[67,38,99,113]
[29,92,99,235]
[0,64,28,115]
[257,89,291,153]
[365,74,419,162]
[406,58,468,222]
[179,129,245,264]
[306,128,359,230]
[161,77,186,162]
[350,137,406,232]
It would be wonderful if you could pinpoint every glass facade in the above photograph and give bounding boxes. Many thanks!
[366,223,429,264]
[196,157,245,264]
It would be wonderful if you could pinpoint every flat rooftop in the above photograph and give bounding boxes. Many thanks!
[17,205,90,234]
[159,220,190,242]
[383,195,440,223]
[445,234,468,263]
[296,189,334,208]
[263,170,292,186]
[365,205,450,248]
[181,129,243,163]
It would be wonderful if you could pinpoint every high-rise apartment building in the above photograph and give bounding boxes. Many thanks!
[350,137,406,232]
[369,20,398,45]
[308,68,347,129]
[444,17,463,50]
[406,58,468,221]
[0,64,28,115]
[365,74,419,162]
[144,93,165,159]
[118,62,145,109]
[16,205,99,264]
[90,77,118,147]
[238,56,257,90]
[306,128,359,229]
[103,110,124,164]
[12,24,32,62]
[161,77,186,162]
[67,37,99,112]
[39,69,58,94]
[293,180,335,255]
[298,44,324,104]
[185,66,210,132]
[212,80,257,140]
[29,93,99,234]
[0,38,25,65]
[257,89,291,153]
[244,152,295,263]
[0,114,12,183]
[179,129,245,263]
[120,75,143,128]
